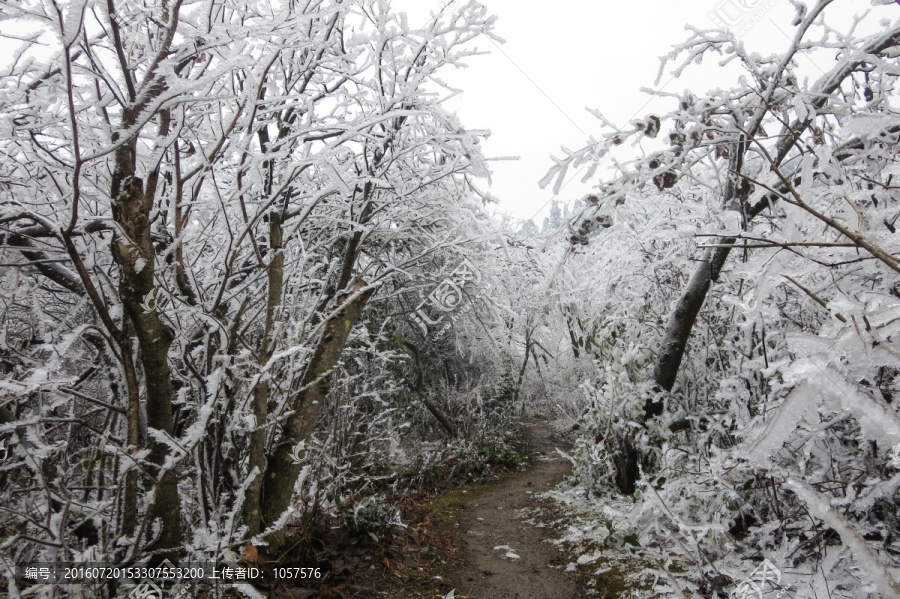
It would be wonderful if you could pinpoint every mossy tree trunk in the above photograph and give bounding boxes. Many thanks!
[109,106,182,558]
[260,283,375,529]
[244,213,284,537]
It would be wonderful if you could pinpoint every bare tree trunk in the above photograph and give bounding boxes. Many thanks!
[121,341,141,539]
[646,132,748,419]
[172,142,197,305]
[403,341,455,436]
[512,325,534,404]
[565,314,581,359]
[648,243,735,407]
[260,283,375,530]
[244,214,283,537]
[110,121,182,557]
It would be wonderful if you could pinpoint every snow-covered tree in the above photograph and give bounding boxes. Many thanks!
[0,0,499,576]
[544,2,900,595]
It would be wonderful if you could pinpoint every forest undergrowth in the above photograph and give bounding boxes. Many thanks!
[3,1,900,598]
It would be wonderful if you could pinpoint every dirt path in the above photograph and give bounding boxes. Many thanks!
[446,420,581,599]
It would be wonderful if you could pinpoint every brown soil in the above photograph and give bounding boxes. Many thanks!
[444,418,580,599]
[282,419,583,599]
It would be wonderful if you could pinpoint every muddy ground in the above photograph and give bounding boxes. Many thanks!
[326,419,585,599]
[257,419,586,598]
[444,419,580,599]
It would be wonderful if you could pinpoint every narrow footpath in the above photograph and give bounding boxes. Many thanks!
[445,420,581,599]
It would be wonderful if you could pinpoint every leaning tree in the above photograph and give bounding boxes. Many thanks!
[544,1,900,594]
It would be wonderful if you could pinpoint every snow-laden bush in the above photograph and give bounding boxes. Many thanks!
[536,4,900,596]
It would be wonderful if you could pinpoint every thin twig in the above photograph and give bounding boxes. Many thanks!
[781,274,847,323]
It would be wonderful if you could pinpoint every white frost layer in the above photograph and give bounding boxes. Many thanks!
[786,478,900,597]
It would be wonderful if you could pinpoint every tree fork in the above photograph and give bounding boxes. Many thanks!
[110,124,182,558]
[260,283,375,531]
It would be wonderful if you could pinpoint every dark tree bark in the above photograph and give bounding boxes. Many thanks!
[260,283,375,530]
[404,341,455,436]
[2,232,85,294]
[109,108,182,558]
[244,213,284,537]
[649,241,735,402]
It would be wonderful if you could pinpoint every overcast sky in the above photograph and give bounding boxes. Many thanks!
[1,1,883,225]
[391,0,878,224]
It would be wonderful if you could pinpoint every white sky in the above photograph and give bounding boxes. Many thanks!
[391,0,880,224]
[1,0,885,226]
